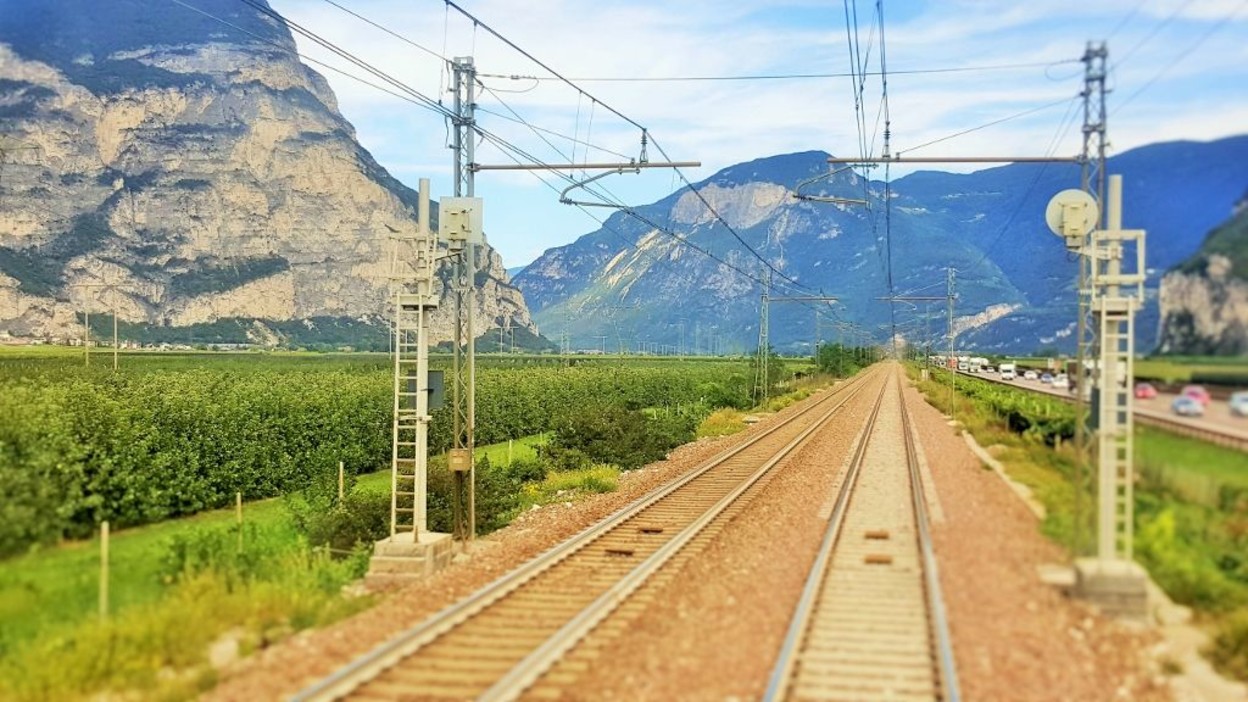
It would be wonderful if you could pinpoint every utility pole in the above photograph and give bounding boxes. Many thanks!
[73,281,123,369]
[753,270,771,405]
[1046,173,1147,616]
[947,268,956,412]
[447,56,481,544]
[1075,41,1108,559]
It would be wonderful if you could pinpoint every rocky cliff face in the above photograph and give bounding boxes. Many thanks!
[0,0,535,345]
[1157,202,1248,355]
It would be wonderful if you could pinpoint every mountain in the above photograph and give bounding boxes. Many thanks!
[1157,195,1248,355]
[514,137,1248,354]
[0,0,536,348]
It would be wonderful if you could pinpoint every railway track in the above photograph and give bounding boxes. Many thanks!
[766,368,959,702]
[295,367,886,702]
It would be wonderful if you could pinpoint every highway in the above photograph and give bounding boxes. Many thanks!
[953,368,1248,452]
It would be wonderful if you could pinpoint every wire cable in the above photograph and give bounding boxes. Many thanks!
[1113,0,1247,115]
[475,60,1076,83]
[170,0,451,119]
[316,0,448,64]
[441,0,645,133]
[897,95,1079,156]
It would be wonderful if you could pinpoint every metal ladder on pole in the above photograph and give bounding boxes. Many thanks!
[1095,299,1135,560]
[1090,175,1145,563]
[390,181,437,539]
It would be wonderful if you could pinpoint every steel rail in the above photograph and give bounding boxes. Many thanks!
[294,369,878,701]
[763,372,889,701]
[899,377,961,702]
[764,368,960,701]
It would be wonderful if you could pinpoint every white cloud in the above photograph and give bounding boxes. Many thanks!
[268,0,1248,266]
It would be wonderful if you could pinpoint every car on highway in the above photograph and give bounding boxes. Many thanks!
[1172,395,1205,417]
[1040,372,1054,384]
[1023,370,1038,381]
[1053,374,1069,389]
[985,366,995,374]
[1134,382,1158,400]
[1231,391,1248,418]
[1181,384,1211,407]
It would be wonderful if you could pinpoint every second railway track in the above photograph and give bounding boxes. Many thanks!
[766,367,959,702]
[296,367,887,702]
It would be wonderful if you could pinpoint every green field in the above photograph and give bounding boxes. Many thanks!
[1,347,766,557]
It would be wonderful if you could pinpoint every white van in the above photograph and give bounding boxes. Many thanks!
[999,363,1016,380]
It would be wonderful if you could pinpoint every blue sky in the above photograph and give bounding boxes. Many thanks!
[269,0,1248,268]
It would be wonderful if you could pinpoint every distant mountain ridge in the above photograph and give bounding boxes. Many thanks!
[514,136,1248,354]
[0,0,536,347]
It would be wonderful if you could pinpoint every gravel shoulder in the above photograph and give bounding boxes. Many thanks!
[902,379,1171,702]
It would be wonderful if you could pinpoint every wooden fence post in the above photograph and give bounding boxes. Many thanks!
[99,521,109,620]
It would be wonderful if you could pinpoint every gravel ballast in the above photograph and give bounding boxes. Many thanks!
[208,367,1172,700]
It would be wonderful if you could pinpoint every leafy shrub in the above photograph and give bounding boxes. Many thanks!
[547,403,694,471]
[1210,608,1248,680]
[1135,507,1243,610]
[424,456,524,536]
[697,408,746,438]
[506,457,547,483]
[288,492,389,555]
[158,521,294,586]
[537,444,593,473]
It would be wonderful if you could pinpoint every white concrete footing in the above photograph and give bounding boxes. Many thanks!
[1074,557,1150,619]
[365,531,453,587]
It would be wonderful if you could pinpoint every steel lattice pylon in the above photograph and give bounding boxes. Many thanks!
[448,56,478,543]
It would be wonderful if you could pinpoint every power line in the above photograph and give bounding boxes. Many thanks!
[960,93,1084,277]
[170,0,451,119]
[441,0,645,133]
[205,0,833,324]
[1113,0,1247,115]
[476,60,1077,83]
[876,0,897,349]
[897,96,1078,156]
[1115,0,1196,67]
[235,0,452,118]
[440,0,814,297]
[1106,0,1148,40]
[316,0,448,64]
